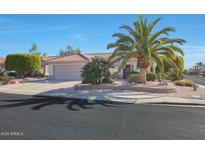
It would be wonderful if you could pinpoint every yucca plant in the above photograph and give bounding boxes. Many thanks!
[107,16,186,83]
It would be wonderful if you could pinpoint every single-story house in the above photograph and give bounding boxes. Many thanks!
[44,53,151,81]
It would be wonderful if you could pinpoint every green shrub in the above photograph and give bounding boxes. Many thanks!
[192,83,199,91]
[0,71,7,77]
[174,79,194,87]
[0,76,15,85]
[164,68,184,81]
[128,74,139,83]
[5,53,41,77]
[128,71,139,76]
[7,71,17,77]
[183,69,189,75]
[31,71,44,78]
[146,72,156,81]
[102,78,113,83]
[81,57,111,85]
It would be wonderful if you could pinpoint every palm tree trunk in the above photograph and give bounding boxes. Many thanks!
[138,68,147,84]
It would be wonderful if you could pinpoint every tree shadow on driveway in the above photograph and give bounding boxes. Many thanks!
[0,95,132,111]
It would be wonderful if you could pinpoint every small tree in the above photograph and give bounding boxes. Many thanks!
[5,53,41,77]
[58,45,81,56]
[192,62,205,75]
[29,43,41,55]
[42,53,48,56]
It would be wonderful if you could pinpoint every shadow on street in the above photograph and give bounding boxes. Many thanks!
[0,95,131,111]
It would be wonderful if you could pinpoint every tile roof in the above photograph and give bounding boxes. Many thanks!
[85,53,112,59]
[47,53,89,63]
[0,57,5,64]
[47,53,112,63]
[41,56,59,62]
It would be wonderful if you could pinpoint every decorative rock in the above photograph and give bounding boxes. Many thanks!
[74,83,176,93]
[20,78,29,83]
[8,80,19,84]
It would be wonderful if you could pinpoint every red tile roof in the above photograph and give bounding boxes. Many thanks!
[41,56,59,62]
[47,53,112,63]
[47,53,89,63]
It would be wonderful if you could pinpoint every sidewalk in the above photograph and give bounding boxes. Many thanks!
[199,84,205,89]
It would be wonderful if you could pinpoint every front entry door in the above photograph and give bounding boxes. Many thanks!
[123,65,131,79]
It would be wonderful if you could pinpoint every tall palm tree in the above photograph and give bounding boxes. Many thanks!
[107,16,186,83]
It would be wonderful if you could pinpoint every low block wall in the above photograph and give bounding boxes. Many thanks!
[74,83,176,93]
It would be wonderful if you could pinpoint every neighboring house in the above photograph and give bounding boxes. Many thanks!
[45,53,150,81]
[0,57,5,72]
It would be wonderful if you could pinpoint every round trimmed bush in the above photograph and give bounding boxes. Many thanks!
[102,78,113,83]
[147,72,156,81]
[7,71,17,77]
[128,74,139,83]
[0,76,15,85]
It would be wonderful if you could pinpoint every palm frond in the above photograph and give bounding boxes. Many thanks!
[150,27,175,41]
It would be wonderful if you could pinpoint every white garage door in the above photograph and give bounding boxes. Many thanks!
[54,65,82,80]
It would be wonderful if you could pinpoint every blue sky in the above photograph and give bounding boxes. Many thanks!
[0,14,205,69]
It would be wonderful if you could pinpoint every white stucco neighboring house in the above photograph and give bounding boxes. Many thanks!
[44,53,150,81]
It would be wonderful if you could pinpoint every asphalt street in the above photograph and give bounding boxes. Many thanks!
[0,93,205,139]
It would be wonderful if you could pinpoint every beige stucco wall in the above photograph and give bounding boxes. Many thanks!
[46,58,151,80]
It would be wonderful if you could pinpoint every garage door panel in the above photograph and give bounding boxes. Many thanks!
[54,65,82,80]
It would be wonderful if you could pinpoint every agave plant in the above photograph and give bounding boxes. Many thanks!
[107,16,186,83]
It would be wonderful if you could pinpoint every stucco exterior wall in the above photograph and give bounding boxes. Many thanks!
[46,57,151,80]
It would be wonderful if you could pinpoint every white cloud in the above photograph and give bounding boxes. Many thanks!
[0,17,40,34]
[0,17,72,34]
[71,34,87,41]
[47,25,70,30]
[182,45,205,49]
[0,29,39,34]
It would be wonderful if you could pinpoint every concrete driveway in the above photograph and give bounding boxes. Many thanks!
[0,80,80,95]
